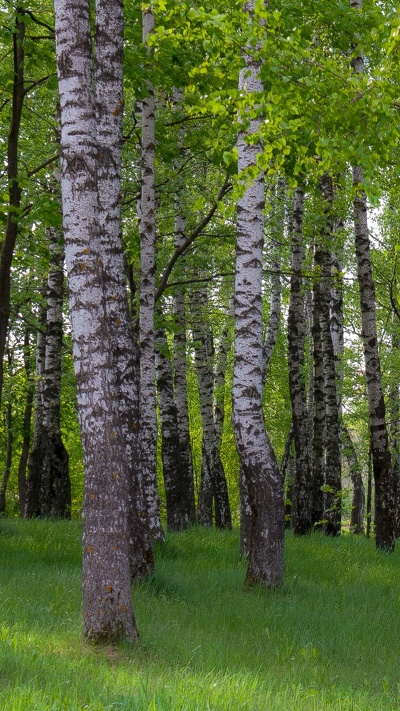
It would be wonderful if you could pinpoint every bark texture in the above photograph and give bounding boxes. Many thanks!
[26,229,70,519]
[138,6,163,542]
[233,0,284,587]
[55,0,137,642]
[95,0,152,577]
[172,206,196,527]
[287,188,313,534]
[155,328,193,530]
[319,175,341,536]
[351,0,394,551]
[190,286,231,529]
[342,426,364,534]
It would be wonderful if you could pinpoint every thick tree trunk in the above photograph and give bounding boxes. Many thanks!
[155,328,193,531]
[190,286,231,529]
[342,426,364,534]
[287,187,313,534]
[0,11,24,408]
[26,229,71,519]
[233,0,284,587]
[95,0,152,577]
[350,0,394,551]
[138,6,163,543]
[55,0,137,642]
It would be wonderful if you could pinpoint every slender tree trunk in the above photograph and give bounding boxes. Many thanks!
[26,229,71,518]
[388,331,400,537]
[95,0,152,577]
[18,327,34,517]
[233,0,284,588]
[173,212,196,526]
[311,240,326,527]
[55,0,137,642]
[319,175,341,536]
[0,396,13,513]
[155,327,193,530]
[342,426,364,534]
[190,286,231,529]
[287,187,313,534]
[0,10,24,408]
[138,6,163,543]
[350,0,394,551]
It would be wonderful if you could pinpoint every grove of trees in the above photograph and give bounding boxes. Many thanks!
[1,0,400,642]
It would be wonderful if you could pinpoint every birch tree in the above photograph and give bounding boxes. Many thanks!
[55,0,139,641]
[26,228,70,518]
[350,0,395,551]
[138,4,163,542]
[233,0,284,587]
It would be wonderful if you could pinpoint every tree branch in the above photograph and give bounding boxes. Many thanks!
[155,175,232,303]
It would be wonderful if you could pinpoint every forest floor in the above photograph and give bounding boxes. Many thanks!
[0,519,399,710]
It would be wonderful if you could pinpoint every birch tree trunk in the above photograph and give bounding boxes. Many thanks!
[311,242,326,527]
[319,175,341,536]
[55,0,137,642]
[287,187,313,534]
[350,0,394,552]
[155,327,193,530]
[190,286,231,529]
[173,208,196,526]
[26,229,70,519]
[95,0,152,576]
[342,426,364,534]
[233,0,284,587]
[241,181,284,556]
[138,5,163,543]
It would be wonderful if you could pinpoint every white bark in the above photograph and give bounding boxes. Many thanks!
[55,0,137,642]
[138,6,163,542]
[233,0,284,587]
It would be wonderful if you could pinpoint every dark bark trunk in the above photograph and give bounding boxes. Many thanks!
[287,188,313,534]
[155,328,194,531]
[342,426,364,534]
[319,175,341,536]
[190,286,231,529]
[26,229,71,519]
[0,11,25,408]
[0,400,13,513]
[311,241,326,528]
[353,167,394,551]
[350,0,394,551]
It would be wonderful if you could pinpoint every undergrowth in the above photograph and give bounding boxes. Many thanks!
[0,519,399,710]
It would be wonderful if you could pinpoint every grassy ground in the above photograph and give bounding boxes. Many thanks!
[0,519,399,710]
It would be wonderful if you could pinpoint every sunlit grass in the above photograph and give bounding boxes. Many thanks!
[0,519,399,709]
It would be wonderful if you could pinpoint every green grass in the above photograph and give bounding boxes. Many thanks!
[0,520,399,709]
